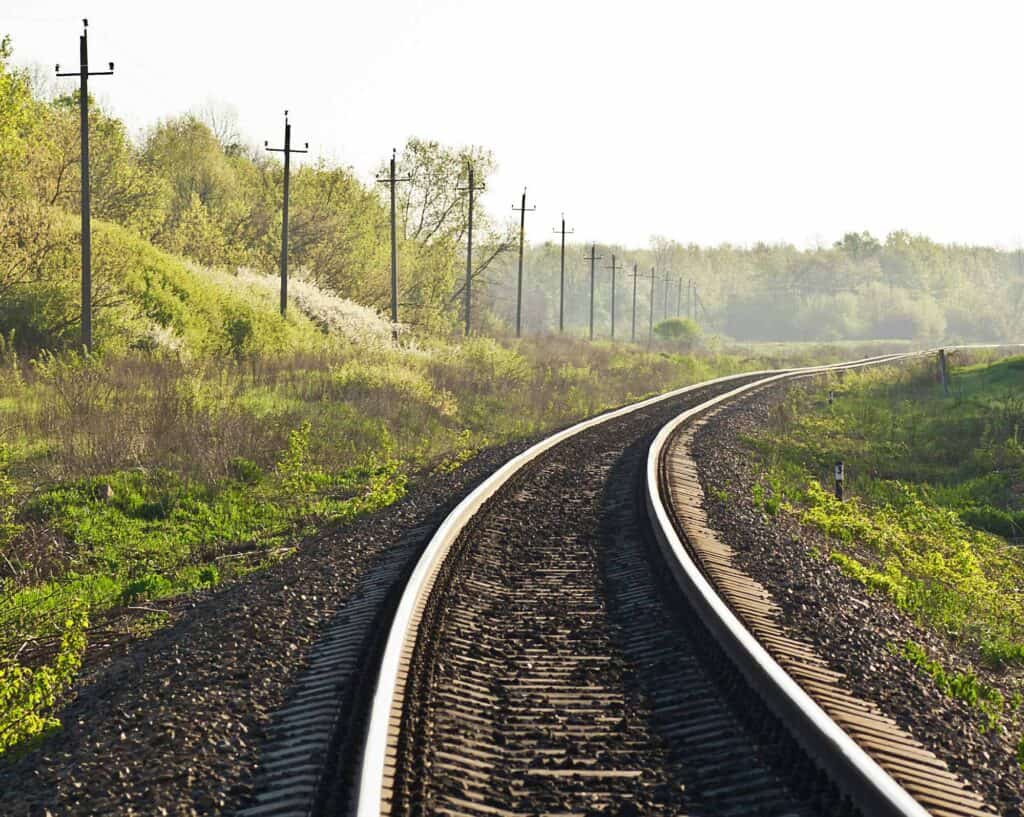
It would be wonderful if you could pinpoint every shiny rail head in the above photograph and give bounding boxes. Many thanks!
[644,357,946,817]
[352,350,939,817]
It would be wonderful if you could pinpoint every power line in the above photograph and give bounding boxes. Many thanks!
[56,18,114,353]
[376,148,411,333]
[512,188,536,337]
[265,111,309,317]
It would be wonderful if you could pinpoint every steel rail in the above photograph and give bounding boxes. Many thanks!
[352,349,915,816]
[645,356,933,817]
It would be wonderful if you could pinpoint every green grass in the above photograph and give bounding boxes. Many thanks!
[751,353,1024,764]
[753,355,1024,660]
[1,423,406,643]
[0,318,834,754]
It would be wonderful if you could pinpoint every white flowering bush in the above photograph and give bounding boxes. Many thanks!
[236,269,395,348]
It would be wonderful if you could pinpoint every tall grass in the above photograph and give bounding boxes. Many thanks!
[0,336,766,657]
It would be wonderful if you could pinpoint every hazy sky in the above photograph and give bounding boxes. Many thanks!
[3,0,1023,249]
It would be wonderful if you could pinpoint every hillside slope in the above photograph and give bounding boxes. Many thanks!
[1,212,393,356]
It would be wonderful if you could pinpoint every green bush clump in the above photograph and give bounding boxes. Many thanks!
[0,607,87,754]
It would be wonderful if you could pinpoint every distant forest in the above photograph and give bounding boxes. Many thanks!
[487,231,1024,342]
[2,33,1021,349]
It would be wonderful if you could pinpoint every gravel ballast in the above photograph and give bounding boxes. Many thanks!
[691,380,1024,817]
[0,437,542,817]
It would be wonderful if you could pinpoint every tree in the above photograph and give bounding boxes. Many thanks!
[194,100,245,156]
[0,34,36,200]
[654,317,702,348]
[387,139,515,329]
[143,115,240,225]
[834,231,881,258]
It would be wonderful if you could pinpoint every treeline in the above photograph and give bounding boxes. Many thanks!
[481,233,1024,342]
[0,34,513,351]
[3,32,1023,350]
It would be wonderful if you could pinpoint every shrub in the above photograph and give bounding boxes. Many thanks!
[654,318,702,347]
[0,607,87,755]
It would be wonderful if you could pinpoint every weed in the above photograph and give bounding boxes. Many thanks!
[901,640,1004,731]
[0,605,87,754]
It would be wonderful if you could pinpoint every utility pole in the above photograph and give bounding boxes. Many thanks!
[376,148,411,332]
[512,189,536,337]
[687,279,693,321]
[265,111,308,317]
[584,244,603,340]
[631,262,639,342]
[676,277,683,318]
[648,266,656,346]
[663,270,672,322]
[553,215,574,333]
[457,165,486,336]
[605,254,622,339]
[56,19,114,353]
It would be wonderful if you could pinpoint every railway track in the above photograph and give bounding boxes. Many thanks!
[243,352,1004,817]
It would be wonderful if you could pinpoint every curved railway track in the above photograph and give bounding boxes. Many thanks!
[243,351,1005,817]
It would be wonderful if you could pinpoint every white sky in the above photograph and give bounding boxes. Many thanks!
[3,0,1024,249]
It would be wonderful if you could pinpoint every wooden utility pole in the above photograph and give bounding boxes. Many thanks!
[584,244,603,340]
[376,148,411,331]
[553,215,574,333]
[648,266,656,346]
[693,284,706,326]
[457,165,486,335]
[631,262,639,342]
[265,111,308,316]
[663,270,672,322]
[512,189,535,337]
[676,276,683,318]
[605,255,622,339]
[56,19,114,353]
